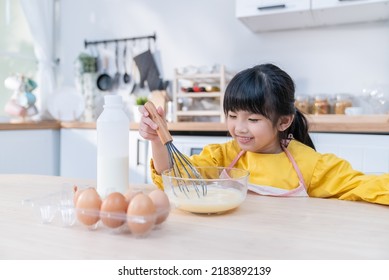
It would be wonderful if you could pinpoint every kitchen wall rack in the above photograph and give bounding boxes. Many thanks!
[84,33,156,48]
[172,65,233,123]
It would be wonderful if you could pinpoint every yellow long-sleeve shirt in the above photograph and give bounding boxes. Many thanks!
[150,139,389,205]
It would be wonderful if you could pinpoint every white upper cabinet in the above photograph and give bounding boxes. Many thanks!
[311,0,389,26]
[236,0,313,32]
[236,0,389,32]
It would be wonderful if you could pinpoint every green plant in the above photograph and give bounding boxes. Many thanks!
[75,52,97,73]
[136,96,148,106]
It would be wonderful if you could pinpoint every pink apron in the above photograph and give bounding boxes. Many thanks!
[227,143,308,197]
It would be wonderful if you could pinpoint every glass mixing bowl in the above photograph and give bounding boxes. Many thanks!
[162,166,249,214]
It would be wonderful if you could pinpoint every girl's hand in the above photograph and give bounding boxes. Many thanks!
[138,104,170,174]
[138,104,164,143]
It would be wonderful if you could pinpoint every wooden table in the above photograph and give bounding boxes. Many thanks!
[1,174,388,260]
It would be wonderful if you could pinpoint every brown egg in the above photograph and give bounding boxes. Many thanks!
[73,185,84,206]
[100,192,128,228]
[76,188,102,226]
[124,189,142,204]
[127,193,156,236]
[148,189,170,224]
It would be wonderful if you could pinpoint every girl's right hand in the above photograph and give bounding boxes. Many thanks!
[138,105,164,143]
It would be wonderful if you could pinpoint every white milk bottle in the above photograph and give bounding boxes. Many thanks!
[96,95,129,198]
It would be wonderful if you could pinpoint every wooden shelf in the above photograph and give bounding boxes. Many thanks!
[176,92,222,98]
[173,65,232,123]
[306,114,389,133]
[176,73,222,79]
[306,114,389,123]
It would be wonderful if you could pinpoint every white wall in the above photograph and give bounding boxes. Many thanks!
[58,0,389,97]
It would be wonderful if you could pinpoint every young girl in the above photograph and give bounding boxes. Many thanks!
[138,63,389,205]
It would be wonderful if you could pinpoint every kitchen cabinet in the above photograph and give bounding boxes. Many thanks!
[59,129,389,183]
[310,132,389,174]
[236,0,389,32]
[134,132,389,180]
[169,135,232,156]
[0,129,59,175]
[60,128,97,179]
[60,129,147,183]
[129,130,150,184]
[172,65,233,122]
[236,0,313,32]
[19,124,386,183]
[311,0,389,26]
[173,133,389,174]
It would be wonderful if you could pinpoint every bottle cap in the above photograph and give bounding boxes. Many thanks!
[104,95,123,106]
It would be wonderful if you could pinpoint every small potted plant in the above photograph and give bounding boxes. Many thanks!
[133,96,148,122]
[136,96,148,106]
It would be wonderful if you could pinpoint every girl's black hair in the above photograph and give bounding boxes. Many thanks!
[223,63,315,150]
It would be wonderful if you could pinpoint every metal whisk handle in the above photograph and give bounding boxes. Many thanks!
[144,101,173,145]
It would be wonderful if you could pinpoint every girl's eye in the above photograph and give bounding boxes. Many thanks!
[248,118,259,122]
[228,114,237,119]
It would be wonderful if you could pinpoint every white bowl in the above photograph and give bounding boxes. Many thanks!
[345,107,363,116]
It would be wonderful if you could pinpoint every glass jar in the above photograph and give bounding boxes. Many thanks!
[334,94,353,114]
[294,95,310,114]
[313,95,329,115]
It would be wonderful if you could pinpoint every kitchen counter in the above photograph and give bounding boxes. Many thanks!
[1,115,389,133]
[305,114,389,133]
[0,120,61,130]
[1,174,389,259]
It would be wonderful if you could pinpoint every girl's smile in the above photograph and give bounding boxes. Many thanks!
[235,135,254,145]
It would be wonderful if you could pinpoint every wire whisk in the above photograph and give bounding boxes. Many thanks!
[144,101,207,197]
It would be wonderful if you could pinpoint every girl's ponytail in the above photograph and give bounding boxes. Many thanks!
[287,109,316,150]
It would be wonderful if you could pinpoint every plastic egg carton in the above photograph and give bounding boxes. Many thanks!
[22,187,170,238]
[22,189,75,225]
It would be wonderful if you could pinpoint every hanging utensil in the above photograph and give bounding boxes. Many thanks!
[129,41,140,94]
[112,42,121,90]
[133,49,162,91]
[123,43,131,84]
[96,48,113,91]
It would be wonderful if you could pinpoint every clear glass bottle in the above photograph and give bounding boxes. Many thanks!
[313,95,329,115]
[335,94,353,114]
[96,95,129,198]
[295,94,310,114]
